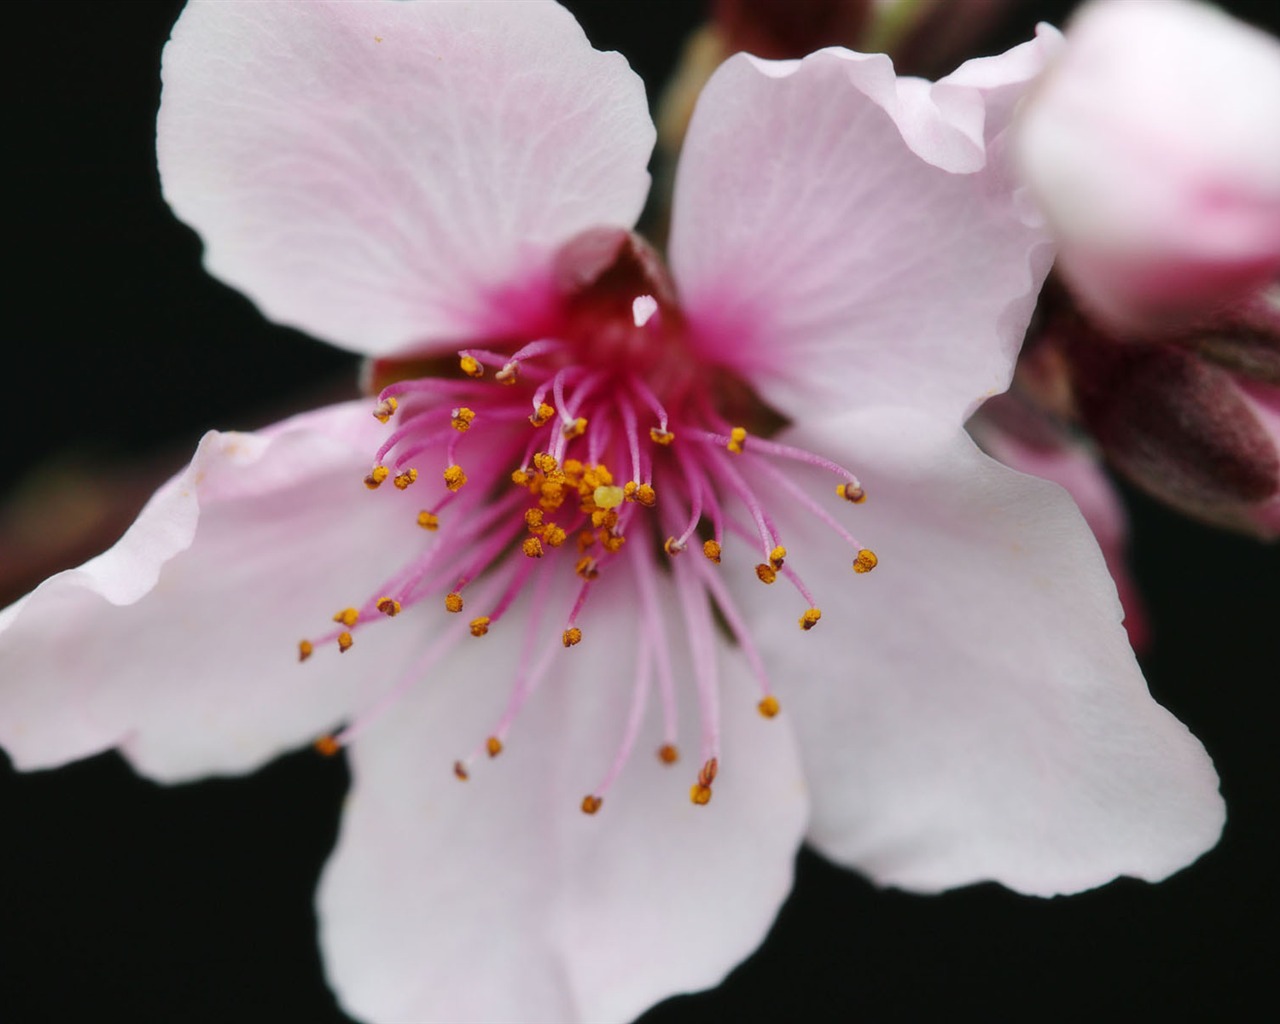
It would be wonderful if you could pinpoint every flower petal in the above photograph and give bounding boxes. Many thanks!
[1014,0,1280,333]
[317,567,808,1024]
[158,0,655,356]
[0,402,428,782]
[739,407,1223,895]
[668,32,1058,427]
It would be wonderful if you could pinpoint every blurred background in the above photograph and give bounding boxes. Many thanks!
[3,2,1276,1020]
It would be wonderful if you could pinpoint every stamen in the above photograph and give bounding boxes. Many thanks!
[451,407,476,432]
[298,640,313,662]
[690,757,718,805]
[469,616,491,637]
[853,548,879,574]
[581,795,603,815]
[444,464,468,491]
[727,426,747,454]
[799,607,822,630]
[758,695,781,718]
[755,563,778,584]
[372,396,398,423]
[453,761,470,781]
[769,545,786,570]
[530,402,555,427]
[649,427,675,445]
[562,627,583,647]
[376,597,401,617]
[664,536,685,556]
[364,465,389,490]
[393,468,419,490]
[333,608,359,627]
[445,592,464,613]
[837,482,867,504]
[703,539,722,563]
[314,735,341,757]
[522,536,544,558]
[658,744,679,764]
[486,736,503,757]
[337,631,354,652]
[417,510,440,531]
[459,354,484,378]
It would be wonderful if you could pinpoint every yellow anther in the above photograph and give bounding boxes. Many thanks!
[459,354,484,378]
[444,464,468,491]
[522,536,544,558]
[562,627,583,648]
[453,761,470,781]
[417,510,440,531]
[298,640,314,662]
[599,530,626,554]
[575,556,599,580]
[372,396,398,423]
[543,523,568,547]
[581,794,603,815]
[496,361,519,385]
[799,607,822,630]
[758,695,781,718]
[853,548,879,574]
[529,403,555,427]
[486,736,503,758]
[533,452,559,474]
[590,507,619,530]
[539,482,566,511]
[690,784,713,805]
[664,536,685,557]
[364,465,389,489]
[637,483,657,507]
[451,406,476,432]
[593,484,625,509]
[469,616,491,637]
[703,539,722,563]
[376,597,401,617]
[337,631,354,653]
[657,744,679,765]
[577,530,597,552]
[445,592,464,613]
[649,427,675,445]
[562,416,588,439]
[727,426,747,454]
[314,735,341,757]
[511,467,532,487]
[769,545,787,569]
[524,507,545,532]
[393,468,419,490]
[698,758,719,787]
[755,563,778,584]
[837,482,867,504]
[333,607,360,627]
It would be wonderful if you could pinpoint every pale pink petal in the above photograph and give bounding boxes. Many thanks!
[668,32,1058,428]
[971,397,1149,650]
[158,0,655,356]
[0,403,429,782]
[317,568,808,1024]
[738,408,1222,896]
[1015,0,1280,333]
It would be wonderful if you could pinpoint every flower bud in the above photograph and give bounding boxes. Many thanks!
[1014,0,1280,335]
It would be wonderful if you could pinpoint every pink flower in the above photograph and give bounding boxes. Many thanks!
[1014,0,1280,335]
[0,4,1223,1022]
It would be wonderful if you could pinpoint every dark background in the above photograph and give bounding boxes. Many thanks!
[4,2,1277,1021]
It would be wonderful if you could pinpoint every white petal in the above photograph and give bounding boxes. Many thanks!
[158,0,655,356]
[738,407,1223,895]
[668,32,1058,428]
[318,566,808,1023]
[0,403,428,782]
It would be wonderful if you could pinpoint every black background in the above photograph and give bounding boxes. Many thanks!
[4,2,1277,1021]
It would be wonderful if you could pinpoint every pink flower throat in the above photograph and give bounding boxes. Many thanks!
[301,229,877,812]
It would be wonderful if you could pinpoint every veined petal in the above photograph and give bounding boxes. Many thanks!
[158,0,655,356]
[0,403,426,782]
[737,407,1223,896]
[318,568,808,1024]
[668,31,1058,428]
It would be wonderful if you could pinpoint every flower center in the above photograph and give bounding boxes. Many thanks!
[301,229,877,813]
